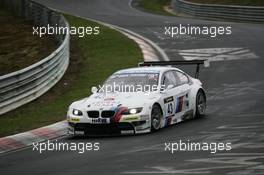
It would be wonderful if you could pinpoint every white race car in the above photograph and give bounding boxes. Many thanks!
[67,61,207,136]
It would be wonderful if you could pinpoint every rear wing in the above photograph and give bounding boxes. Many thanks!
[138,60,209,79]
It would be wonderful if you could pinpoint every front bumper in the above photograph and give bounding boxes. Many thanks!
[68,120,150,136]
[67,106,151,136]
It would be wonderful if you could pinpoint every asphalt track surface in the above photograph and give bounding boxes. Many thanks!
[1,0,264,174]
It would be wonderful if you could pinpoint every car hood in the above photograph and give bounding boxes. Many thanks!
[70,92,160,111]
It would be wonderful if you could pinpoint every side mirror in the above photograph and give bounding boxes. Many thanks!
[160,84,174,93]
[167,84,174,90]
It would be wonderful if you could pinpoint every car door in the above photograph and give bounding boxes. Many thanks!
[173,71,191,118]
[161,71,182,126]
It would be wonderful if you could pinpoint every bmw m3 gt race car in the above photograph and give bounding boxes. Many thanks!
[67,61,207,136]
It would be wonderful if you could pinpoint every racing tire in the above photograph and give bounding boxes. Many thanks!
[195,90,206,118]
[151,104,162,131]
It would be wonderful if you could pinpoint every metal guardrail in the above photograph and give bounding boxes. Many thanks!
[171,0,264,22]
[0,0,70,115]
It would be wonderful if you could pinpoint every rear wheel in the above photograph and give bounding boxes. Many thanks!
[195,90,206,118]
[151,104,162,131]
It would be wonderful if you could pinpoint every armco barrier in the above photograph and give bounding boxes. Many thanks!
[0,0,70,115]
[171,0,264,22]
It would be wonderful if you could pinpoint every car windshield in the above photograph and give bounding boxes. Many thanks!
[100,73,159,93]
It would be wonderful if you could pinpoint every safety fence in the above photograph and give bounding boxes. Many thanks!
[0,0,70,115]
[171,0,264,22]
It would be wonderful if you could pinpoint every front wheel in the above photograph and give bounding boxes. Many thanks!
[195,90,206,118]
[151,104,162,131]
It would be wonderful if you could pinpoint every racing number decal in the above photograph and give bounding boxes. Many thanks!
[167,103,173,115]
[176,95,185,113]
[164,96,175,117]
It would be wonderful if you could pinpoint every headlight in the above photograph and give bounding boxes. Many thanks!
[129,109,137,114]
[72,109,83,116]
[122,107,143,115]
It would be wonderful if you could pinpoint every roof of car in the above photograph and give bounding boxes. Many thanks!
[115,66,181,74]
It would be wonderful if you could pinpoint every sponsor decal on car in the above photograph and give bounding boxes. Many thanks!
[113,107,128,122]
[165,117,173,126]
[164,96,174,103]
[69,118,80,122]
[92,101,116,107]
[91,118,108,124]
[121,130,134,134]
[120,115,140,122]
[176,96,184,113]
[164,96,175,118]
[75,130,85,135]
[140,114,149,120]
[104,97,115,101]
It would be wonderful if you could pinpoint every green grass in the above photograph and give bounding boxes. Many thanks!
[186,0,264,6]
[0,14,142,137]
[135,0,173,16]
[0,8,57,75]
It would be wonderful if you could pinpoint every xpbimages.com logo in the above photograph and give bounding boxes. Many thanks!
[164,24,232,38]
[32,140,100,154]
[32,24,100,37]
[91,83,167,95]
[164,140,232,154]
